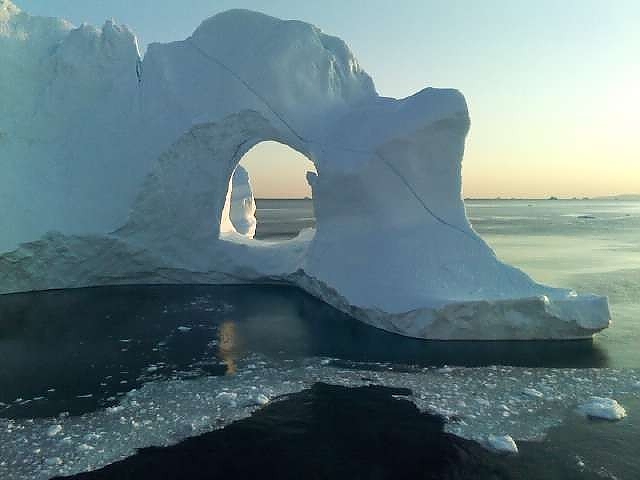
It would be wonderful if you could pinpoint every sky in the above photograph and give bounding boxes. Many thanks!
[17,0,640,198]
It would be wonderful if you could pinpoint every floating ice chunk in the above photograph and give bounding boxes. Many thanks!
[45,457,63,466]
[577,397,626,420]
[484,435,518,454]
[177,326,192,332]
[216,391,238,406]
[437,366,456,374]
[522,388,544,399]
[46,425,63,437]
[248,394,270,406]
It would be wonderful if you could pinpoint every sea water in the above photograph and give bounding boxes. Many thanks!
[0,199,638,479]
[258,198,640,368]
[466,199,640,368]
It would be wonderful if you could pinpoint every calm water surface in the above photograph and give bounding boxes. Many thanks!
[0,199,638,479]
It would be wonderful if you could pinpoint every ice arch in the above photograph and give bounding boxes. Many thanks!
[0,4,611,340]
[121,111,316,250]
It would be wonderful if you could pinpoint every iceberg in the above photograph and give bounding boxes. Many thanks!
[577,397,627,421]
[1,356,637,480]
[484,435,518,455]
[0,1,611,339]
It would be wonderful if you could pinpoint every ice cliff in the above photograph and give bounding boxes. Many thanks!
[0,1,611,339]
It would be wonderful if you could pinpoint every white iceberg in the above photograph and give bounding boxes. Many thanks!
[577,397,627,420]
[484,435,518,454]
[0,1,611,340]
[46,424,63,437]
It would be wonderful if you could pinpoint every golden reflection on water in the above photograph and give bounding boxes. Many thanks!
[218,321,237,375]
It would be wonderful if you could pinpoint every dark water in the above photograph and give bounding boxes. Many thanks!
[57,383,593,480]
[1,199,639,479]
[0,284,611,420]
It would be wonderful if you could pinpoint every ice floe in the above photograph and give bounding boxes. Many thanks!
[577,397,627,420]
[484,435,518,454]
[0,356,638,479]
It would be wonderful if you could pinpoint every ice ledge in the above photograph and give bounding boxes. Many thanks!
[0,231,610,341]
[287,270,611,340]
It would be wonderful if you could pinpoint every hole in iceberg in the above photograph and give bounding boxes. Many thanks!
[222,140,316,241]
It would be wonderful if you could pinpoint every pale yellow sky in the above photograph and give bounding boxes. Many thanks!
[240,56,640,199]
[238,2,640,199]
[460,61,640,198]
[239,142,315,199]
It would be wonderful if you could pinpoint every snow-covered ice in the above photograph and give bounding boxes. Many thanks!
[577,397,627,420]
[0,1,611,340]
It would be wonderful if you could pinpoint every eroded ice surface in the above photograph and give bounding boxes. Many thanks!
[1,355,638,480]
[223,165,257,239]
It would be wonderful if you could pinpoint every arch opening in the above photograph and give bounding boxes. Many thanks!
[222,140,317,241]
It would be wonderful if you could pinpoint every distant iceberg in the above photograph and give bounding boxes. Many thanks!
[0,1,611,339]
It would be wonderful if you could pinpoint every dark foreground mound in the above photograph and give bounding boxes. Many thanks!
[59,383,601,480]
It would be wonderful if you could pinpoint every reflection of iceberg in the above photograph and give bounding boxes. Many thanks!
[218,321,238,375]
[0,2,610,339]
